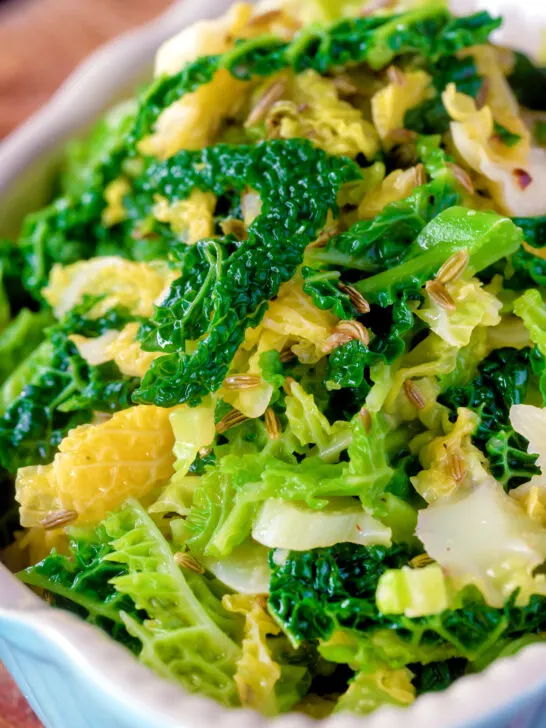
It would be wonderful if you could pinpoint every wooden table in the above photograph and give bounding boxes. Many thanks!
[0,0,173,138]
[0,3,175,723]
[0,663,43,728]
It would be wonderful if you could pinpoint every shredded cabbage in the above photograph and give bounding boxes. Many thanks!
[372,69,433,142]
[416,277,502,348]
[411,407,488,503]
[222,594,282,714]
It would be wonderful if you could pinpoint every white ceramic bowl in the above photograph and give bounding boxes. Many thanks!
[2,2,546,727]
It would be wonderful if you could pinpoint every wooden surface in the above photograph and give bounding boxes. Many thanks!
[0,3,178,723]
[0,0,174,137]
[0,663,43,728]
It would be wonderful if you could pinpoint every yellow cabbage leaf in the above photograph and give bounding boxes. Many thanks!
[371,69,432,141]
[155,3,252,76]
[143,7,251,157]
[223,277,337,418]
[247,276,338,362]
[3,527,69,571]
[411,407,488,503]
[16,405,178,527]
[264,70,379,159]
[511,484,546,528]
[102,177,132,227]
[220,329,278,419]
[486,315,531,353]
[442,84,546,216]
[153,189,216,243]
[416,277,502,348]
[464,45,519,118]
[358,166,424,219]
[70,323,163,379]
[222,594,281,715]
[139,70,250,158]
[142,5,254,158]
[509,404,546,525]
[106,323,163,378]
[43,257,177,319]
[69,330,120,366]
[368,334,458,427]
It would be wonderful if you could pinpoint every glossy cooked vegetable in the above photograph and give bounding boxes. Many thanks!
[4,0,546,718]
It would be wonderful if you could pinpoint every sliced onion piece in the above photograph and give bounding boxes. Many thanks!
[252,497,391,551]
[205,542,271,595]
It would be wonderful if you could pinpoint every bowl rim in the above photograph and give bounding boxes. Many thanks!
[1,1,546,726]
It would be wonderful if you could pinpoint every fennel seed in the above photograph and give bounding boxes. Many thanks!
[448,448,466,483]
[308,225,340,249]
[265,408,281,440]
[476,78,490,109]
[403,380,426,410]
[386,128,418,146]
[245,9,283,26]
[446,163,475,195]
[435,249,470,285]
[40,509,78,530]
[322,332,353,353]
[174,552,205,574]
[410,553,435,569]
[279,348,296,363]
[426,280,456,311]
[246,80,287,127]
[335,321,370,346]
[283,376,297,395]
[359,407,372,433]
[223,374,262,391]
[387,65,406,86]
[322,320,370,353]
[266,100,298,138]
[414,163,427,187]
[338,283,370,314]
[332,75,359,96]
[216,409,249,435]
